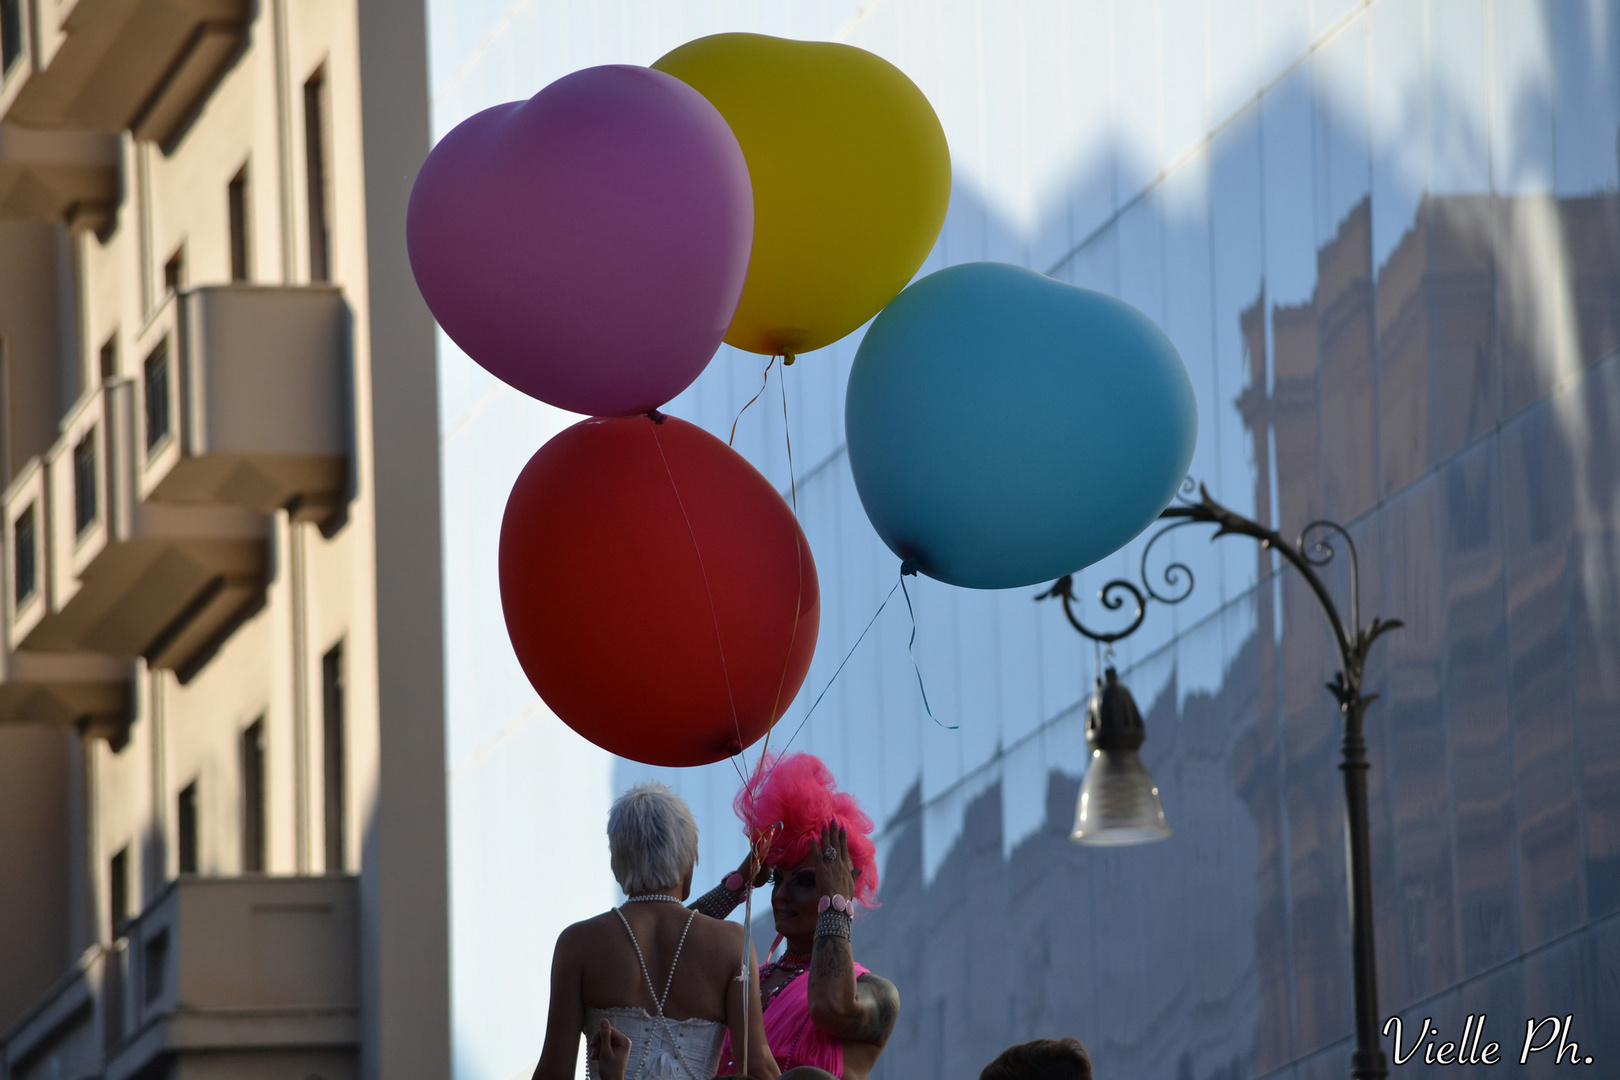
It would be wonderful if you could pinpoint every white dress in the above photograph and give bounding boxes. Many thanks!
[583,908,728,1080]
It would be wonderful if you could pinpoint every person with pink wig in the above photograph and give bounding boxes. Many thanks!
[690,753,898,1080]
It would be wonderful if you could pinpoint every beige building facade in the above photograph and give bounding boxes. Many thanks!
[0,1,447,1078]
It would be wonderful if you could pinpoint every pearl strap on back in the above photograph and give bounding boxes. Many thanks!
[613,906,703,1080]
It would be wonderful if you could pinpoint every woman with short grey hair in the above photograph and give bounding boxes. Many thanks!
[533,782,778,1080]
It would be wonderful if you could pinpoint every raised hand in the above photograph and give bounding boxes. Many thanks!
[811,823,857,903]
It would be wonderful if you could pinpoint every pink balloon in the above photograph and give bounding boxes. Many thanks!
[407,66,753,416]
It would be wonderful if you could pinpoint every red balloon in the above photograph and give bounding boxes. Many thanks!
[499,414,820,766]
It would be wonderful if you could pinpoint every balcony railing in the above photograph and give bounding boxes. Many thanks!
[0,876,360,1080]
[0,0,249,146]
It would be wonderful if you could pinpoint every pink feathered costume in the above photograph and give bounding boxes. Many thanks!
[717,754,884,1078]
[715,958,870,1076]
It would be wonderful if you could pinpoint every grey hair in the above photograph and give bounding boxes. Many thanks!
[607,781,699,894]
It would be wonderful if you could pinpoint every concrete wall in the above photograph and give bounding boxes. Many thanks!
[0,220,66,476]
[430,2,1620,1079]
[0,725,73,1027]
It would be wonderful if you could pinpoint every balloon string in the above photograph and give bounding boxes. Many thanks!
[648,422,745,755]
[778,357,797,514]
[732,354,804,793]
[899,562,952,729]
[754,356,804,759]
[729,355,778,447]
[766,579,901,766]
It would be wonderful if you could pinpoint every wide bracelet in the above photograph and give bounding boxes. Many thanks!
[815,909,853,942]
[690,882,744,920]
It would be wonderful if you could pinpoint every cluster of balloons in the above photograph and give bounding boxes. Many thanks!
[407,34,951,766]
[410,30,1198,763]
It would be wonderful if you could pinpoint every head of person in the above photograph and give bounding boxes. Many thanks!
[734,753,878,942]
[979,1038,1092,1080]
[608,781,699,899]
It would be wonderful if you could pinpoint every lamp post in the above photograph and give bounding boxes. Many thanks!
[1036,482,1401,1080]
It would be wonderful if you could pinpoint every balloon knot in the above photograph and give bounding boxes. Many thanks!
[782,352,795,366]
[900,559,920,577]
[647,409,668,424]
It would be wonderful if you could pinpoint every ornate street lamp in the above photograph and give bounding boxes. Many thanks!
[1037,481,1401,1080]
[1071,667,1171,844]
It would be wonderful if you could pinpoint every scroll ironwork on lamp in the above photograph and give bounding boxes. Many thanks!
[1036,479,1402,1080]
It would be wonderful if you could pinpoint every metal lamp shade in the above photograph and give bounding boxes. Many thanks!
[1068,666,1172,846]
[1070,747,1172,845]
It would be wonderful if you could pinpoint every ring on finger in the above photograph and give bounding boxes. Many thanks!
[823,846,838,862]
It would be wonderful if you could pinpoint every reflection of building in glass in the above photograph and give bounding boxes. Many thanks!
[852,183,1620,1080]
[0,3,446,1078]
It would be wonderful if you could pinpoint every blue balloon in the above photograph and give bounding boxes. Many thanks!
[845,262,1197,590]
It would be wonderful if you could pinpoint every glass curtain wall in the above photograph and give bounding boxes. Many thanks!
[429,2,1620,1078]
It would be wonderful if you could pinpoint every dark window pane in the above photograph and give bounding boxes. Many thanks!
[304,70,330,282]
[323,642,345,871]
[74,431,98,537]
[229,166,250,283]
[163,248,183,295]
[177,782,198,875]
[0,0,20,74]
[143,929,168,1004]
[144,341,170,453]
[109,847,128,936]
[13,505,36,604]
[241,720,265,873]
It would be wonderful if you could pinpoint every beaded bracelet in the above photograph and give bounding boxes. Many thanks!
[690,883,742,920]
[815,909,852,942]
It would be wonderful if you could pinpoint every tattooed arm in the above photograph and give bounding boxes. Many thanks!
[807,935,900,1045]
[804,825,901,1047]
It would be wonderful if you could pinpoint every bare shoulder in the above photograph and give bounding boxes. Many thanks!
[854,971,899,1046]
[856,971,899,1005]
[555,912,618,955]
[692,911,747,939]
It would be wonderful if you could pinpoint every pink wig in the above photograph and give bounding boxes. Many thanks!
[735,753,879,907]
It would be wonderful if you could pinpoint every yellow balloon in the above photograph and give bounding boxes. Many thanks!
[654,34,951,357]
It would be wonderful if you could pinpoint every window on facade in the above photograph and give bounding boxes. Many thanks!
[323,642,345,872]
[13,504,36,606]
[73,430,97,538]
[241,719,266,873]
[1,0,21,75]
[144,341,170,453]
[304,68,331,283]
[163,246,184,295]
[143,929,169,1004]
[229,165,250,282]
[109,846,129,937]
[100,335,117,383]
[177,782,198,875]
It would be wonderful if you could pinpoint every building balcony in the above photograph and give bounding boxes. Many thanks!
[147,284,350,516]
[0,123,118,225]
[0,0,249,145]
[0,284,349,677]
[3,377,267,671]
[0,455,130,731]
[0,641,128,731]
[0,876,359,1080]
